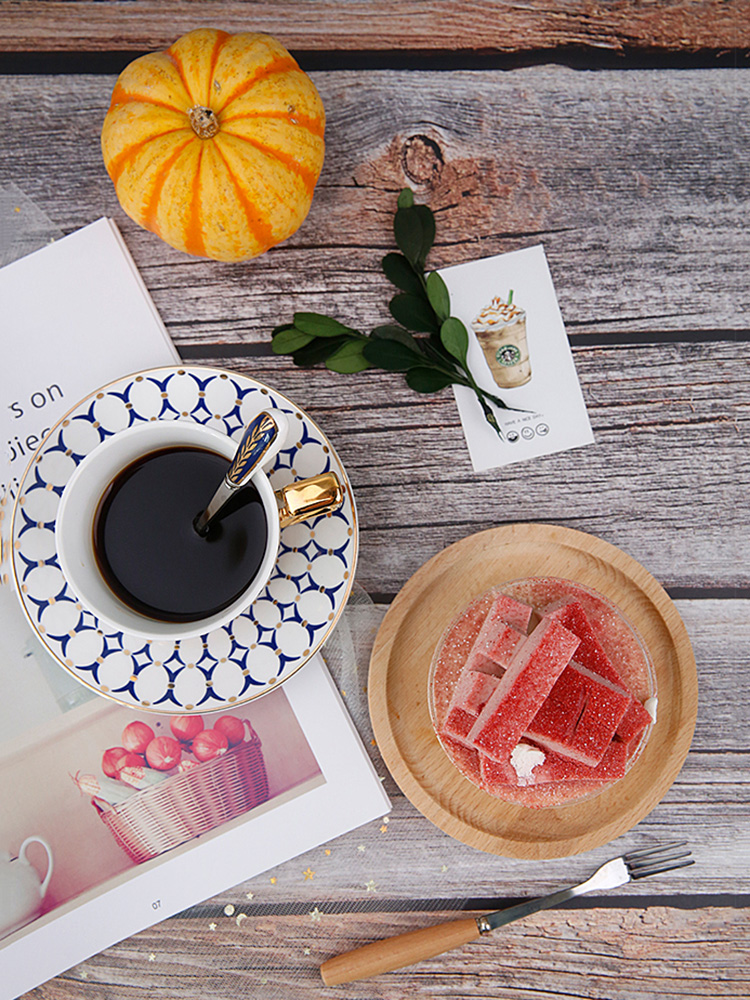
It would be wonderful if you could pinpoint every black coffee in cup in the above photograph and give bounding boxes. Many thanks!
[92,446,268,624]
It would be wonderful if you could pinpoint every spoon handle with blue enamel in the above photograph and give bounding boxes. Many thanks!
[194,409,288,535]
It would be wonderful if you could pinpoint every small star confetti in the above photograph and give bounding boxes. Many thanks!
[236,913,248,927]
[303,867,315,880]
[380,825,388,833]
[260,976,268,986]
[80,971,88,979]
[365,879,377,893]
[209,922,217,931]
[324,849,331,856]
[246,891,255,900]
[357,844,366,853]
[224,904,235,916]
[148,954,155,962]
[341,690,347,697]
[441,865,449,873]
[303,947,311,956]
[370,739,376,746]
[270,876,277,884]
[309,907,323,922]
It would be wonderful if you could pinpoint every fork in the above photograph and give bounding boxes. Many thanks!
[319,841,693,986]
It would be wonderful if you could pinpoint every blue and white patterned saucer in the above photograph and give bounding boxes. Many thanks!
[10,366,357,713]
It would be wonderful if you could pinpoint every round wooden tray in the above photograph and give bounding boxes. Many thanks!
[368,524,698,859]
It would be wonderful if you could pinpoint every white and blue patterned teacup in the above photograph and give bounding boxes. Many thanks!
[56,417,342,641]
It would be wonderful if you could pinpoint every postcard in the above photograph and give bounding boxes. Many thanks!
[439,245,595,472]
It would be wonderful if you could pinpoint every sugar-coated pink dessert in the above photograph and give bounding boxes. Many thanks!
[616,698,653,749]
[443,670,501,744]
[525,663,631,766]
[544,598,626,688]
[429,579,656,809]
[464,593,531,676]
[480,740,629,793]
[468,618,580,762]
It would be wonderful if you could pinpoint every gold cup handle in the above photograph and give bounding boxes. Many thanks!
[275,472,345,529]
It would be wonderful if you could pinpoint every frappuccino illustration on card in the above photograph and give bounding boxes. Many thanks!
[440,245,594,472]
[471,291,531,389]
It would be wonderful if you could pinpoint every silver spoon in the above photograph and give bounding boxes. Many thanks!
[194,409,288,536]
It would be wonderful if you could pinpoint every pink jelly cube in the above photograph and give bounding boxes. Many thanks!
[480,739,628,792]
[467,618,580,762]
[485,623,525,669]
[542,740,628,783]
[442,670,500,743]
[616,698,653,748]
[466,622,525,676]
[464,594,531,676]
[543,599,626,688]
[525,663,632,766]
[492,593,534,633]
[479,752,518,791]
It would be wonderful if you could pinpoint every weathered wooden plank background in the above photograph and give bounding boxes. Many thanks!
[3,70,748,594]
[0,0,748,53]
[2,3,748,997]
[37,906,750,1000]
[5,70,750,338]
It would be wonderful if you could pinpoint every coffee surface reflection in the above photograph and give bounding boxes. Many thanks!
[93,446,268,624]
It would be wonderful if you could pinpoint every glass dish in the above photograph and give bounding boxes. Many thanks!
[428,577,657,809]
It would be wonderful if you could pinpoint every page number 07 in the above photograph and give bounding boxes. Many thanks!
[152,899,161,910]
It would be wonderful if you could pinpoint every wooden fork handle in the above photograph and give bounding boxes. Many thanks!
[319,917,481,986]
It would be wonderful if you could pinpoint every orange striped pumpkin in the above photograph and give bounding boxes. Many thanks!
[101,28,325,262]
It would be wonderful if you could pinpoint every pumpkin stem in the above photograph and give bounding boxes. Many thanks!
[188,106,220,139]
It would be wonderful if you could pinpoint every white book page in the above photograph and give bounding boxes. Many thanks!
[0,220,390,996]
[1,217,178,500]
[0,656,390,1000]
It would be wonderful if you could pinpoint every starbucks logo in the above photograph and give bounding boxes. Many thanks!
[496,343,522,367]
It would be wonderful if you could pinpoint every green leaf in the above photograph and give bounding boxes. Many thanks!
[389,293,439,333]
[293,312,357,338]
[272,323,296,336]
[440,317,469,366]
[272,327,315,354]
[405,367,455,393]
[363,337,427,372]
[381,253,424,296]
[397,188,414,209]
[426,272,450,322]
[413,204,436,264]
[326,339,371,374]
[291,335,348,367]
[370,325,423,352]
[393,208,424,267]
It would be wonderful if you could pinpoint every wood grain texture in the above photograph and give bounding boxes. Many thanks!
[185,350,750,594]
[320,916,481,985]
[1,70,747,591]
[26,907,749,999]
[1,70,749,339]
[1,1,748,53]
[4,68,750,338]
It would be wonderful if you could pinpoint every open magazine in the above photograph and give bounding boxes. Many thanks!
[0,219,390,998]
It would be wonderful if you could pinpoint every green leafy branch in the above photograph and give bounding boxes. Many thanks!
[271,188,520,438]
